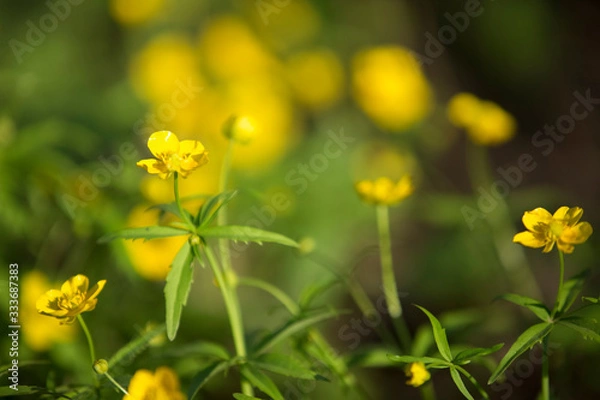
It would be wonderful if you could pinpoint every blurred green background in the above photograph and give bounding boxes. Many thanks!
[1,0,600,399]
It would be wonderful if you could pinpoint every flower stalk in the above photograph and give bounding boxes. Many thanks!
[77,315,98,387]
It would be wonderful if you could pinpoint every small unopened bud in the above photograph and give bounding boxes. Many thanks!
[93,359,109,375]
[297,237,316,255]
[223,115,256,145]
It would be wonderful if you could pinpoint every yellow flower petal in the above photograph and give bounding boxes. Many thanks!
[86,280,107,302]
[513,231,547,248]
[137,159,169,176]
[522,208,552,232]
[553,206,583,225]
[562,222,593,244]
[148,131,180,159]
[179,140,205,156]
[61,275,89,298]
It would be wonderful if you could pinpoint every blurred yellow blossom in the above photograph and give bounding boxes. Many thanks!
[123,366,185,400]
[199,16,275,80]
[129,34,203,104]
[405,362,430,387]
[286,49,344,111]
[124,205,188,281]
[21,271,76,351]
[352,142,418,181]
[513,206,593,254]
[223,115,256,144]
[447,93,516,146]
[137,131,208,179]
[36,274,106,324]
[109,0,165,26]
[355,176,414,206]
[352,46,432,132]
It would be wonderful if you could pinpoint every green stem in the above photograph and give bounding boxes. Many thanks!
[76,315,98,387]
[105,372,129,396]
[554,250,565,313]
[217,140,235,273]
[541,336,550,400]
[174,173,195,230]
[375,205,411,351]
[419,383,437,400]
[202,244,253,396]
[455,365,489,400]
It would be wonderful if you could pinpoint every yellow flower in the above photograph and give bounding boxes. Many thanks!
[137,131,208,179]
[355,176,414,206]
[36,275,106,324]
[124,205,188,281]
[21,271,76,351]
[513,206,593,254]
[109,0,165,26]
[223,115,256,144]
[405,362,430,387]
[123,366,186,400]
[286,49,344,111]
[447,93,516,146]
[352,46,432,132]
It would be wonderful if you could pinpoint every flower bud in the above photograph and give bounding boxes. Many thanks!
[93,359,109,375]
[223,116,256,144]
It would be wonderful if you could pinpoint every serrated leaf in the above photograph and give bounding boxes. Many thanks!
[555,269,590,315]
[198,225,299,248]
[453,343,504,364]
[98,226,190,243]
[187,360,229,399]
[497,293,550,321]
[240,365,284,400]
[450,367,474,400]
[197,190,238,227]
[250,353,316,380]
[252,309,346,356]
[488,323,553,384]
[108,324,166,368]
[415,305,453,362]
[233,394,264,400]
[165,242,194,341]
[163,341,230,361]
[558,316,600,342]
[387,354,447,366]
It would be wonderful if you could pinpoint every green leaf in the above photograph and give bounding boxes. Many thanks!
[233,394,264,400]
[163,341,230,361]
[240,365,284,400]
[298,278,340,310]
[147,202,192,221]
[582,296,599,304]
[488,322,553,384]
[387,354,448,366]
[198,225,299,248]
[497,293,551,321]
[450,367,474,400]
[0,386,42,396]
[252,309,346,356]
[196,190,238,227]
[187,361,229,399]
[98,226,190,243]
[555,269,590,315]
[415,305,453,362]
[250,353,316,380]
[558,316,600,342]
[345,347,406,368]
[0,361,49,378]
[453,343,504,364]
[108,324,166,368]
[165,242,194,341]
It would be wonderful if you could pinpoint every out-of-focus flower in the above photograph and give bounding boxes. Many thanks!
[223,115,256,144]
[405,362,430,387]
[352,46,432,132]
[109,0,165,26]
[352,142,418,182]
[447,93,516,146]
[129,34,203,104]
[137,131,208,179]
[21,271,76,351]
[513,206,593,254]
[355,176,414,206]
[36,275,106,324]
[254,0,321,51]
[199,16,275,80]
[286,49,344,111]
[123,366,185,400]
[124,205,188,281]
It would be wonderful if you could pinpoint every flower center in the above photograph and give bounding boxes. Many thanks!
[549,221,564,238]
[165,153,182,171]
